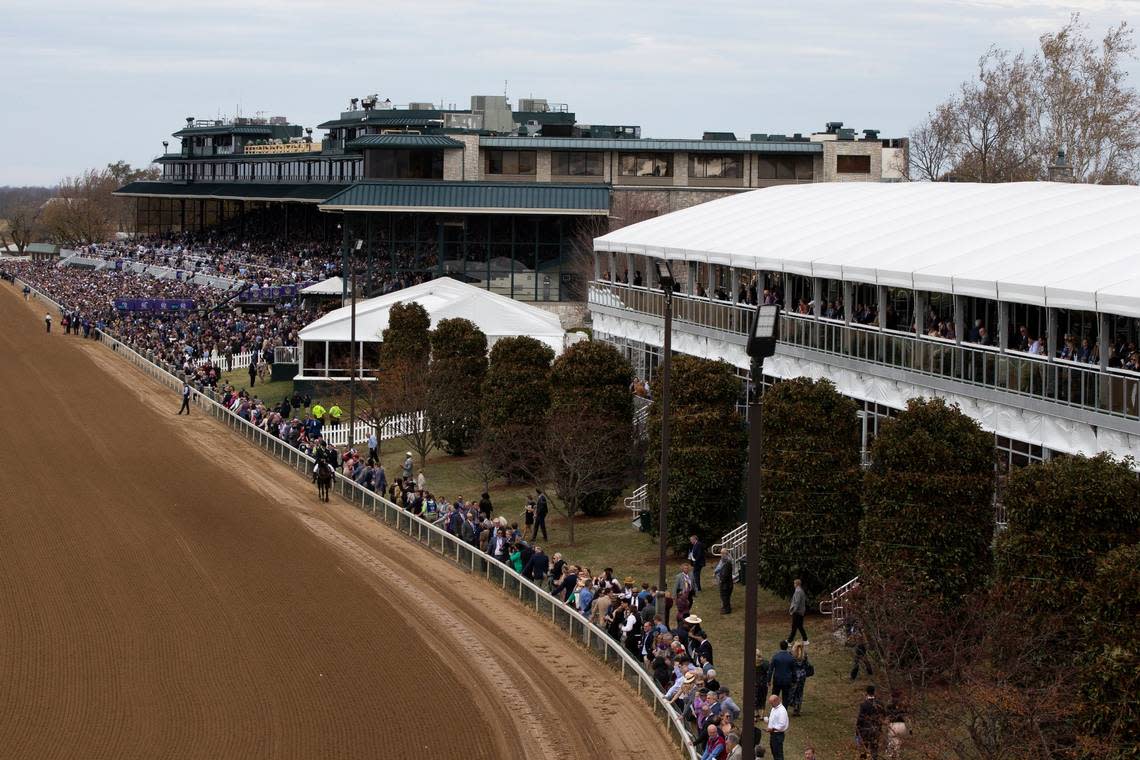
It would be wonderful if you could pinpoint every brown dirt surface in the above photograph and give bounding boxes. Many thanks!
[0,284,677,760]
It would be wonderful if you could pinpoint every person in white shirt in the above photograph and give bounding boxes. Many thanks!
[764,694,789,760]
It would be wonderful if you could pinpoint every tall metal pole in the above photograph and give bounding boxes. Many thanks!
[742,358,764,759]
[657,290,673,614]
[348,263,357,449]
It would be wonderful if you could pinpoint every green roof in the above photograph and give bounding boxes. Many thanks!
[346,134,464,150]
[113,182,349,203]
[318,110,451,130]
[172,125,274,137]
[479,136,823,153]
[27,243,59,254]
[319,181,609,215]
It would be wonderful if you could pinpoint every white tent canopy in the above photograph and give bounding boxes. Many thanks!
[300,276,345,295]
[299,276,566,356]
[595,182,1140,319]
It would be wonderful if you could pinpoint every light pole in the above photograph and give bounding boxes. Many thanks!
[654,259,674,614]
[348,238,363,448]
[742,303,781,760]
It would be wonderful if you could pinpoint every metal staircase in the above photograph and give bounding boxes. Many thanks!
[817,575,860,623]
[624,483,649,514]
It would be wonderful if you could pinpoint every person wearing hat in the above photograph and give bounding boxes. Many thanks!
[44,312,52,333]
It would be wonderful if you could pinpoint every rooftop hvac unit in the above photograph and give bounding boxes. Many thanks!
[269,116,289,125]
[408,102,435,111]
[518,98,548,112]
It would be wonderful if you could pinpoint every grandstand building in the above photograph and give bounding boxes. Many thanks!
[589,182,1140,474]
[115,95,906,309]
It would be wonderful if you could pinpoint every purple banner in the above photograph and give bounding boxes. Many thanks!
[238,285,300,302]
[113,298,196,312]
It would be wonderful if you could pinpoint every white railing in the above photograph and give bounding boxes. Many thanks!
[712,522,748,564]
[624,483,648,514]
[321,413,425,447]
[633,395,652,439]
[818,575,860,623]
[11,278,697,759]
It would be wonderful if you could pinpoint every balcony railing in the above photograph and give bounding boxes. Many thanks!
[588,280,1140,422]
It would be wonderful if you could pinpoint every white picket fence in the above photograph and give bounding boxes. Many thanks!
[321,412,426,447]
[196,350,257,370]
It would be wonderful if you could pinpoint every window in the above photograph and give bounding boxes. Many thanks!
[687,154,742,179]
[837,154,871,174]
[552,151,604,176]
[618,153,672,177]
[484,150,537,175]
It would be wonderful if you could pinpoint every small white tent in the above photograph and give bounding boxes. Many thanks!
[296,277,566,379]
[300,276,345,295]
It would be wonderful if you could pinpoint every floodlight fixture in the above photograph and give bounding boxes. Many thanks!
[354,239,364,252]
[747,304,781,359]
[655,259,674,291]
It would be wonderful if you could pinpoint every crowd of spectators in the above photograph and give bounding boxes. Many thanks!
[3,259,334,374]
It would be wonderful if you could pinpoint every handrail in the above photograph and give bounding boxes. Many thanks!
[13,278,696,759]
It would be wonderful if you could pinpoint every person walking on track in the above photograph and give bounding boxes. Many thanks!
[178,382,192,415]
[44,313,52,333]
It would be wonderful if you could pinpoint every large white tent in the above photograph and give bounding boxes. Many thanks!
[297,277,566,379]
[595,182,1140,318]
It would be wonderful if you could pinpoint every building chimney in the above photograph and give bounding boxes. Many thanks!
[1048,147,1074,182]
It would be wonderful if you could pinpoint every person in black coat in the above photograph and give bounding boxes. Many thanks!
[531,489,549,541]
[523,546,549,581]
[688,535,707,593]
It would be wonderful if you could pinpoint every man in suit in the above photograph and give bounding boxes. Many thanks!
[769,640,796,707]
[523,546,549,581]
[177,382,192,415]
[688,535,706,593]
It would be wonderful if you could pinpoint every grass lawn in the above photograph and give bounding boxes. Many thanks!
[219,368,294,408]
[368,437,868,758]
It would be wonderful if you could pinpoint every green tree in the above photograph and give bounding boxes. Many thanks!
[646,355,745,552]
[757,378,862,598]
[858,397,994,606]
[427,318,487,456]
[1080,543,1140,758]
[378,301,433,466]
[480,336,555,480]
[996,453,1140,615]
[549,341,634,516]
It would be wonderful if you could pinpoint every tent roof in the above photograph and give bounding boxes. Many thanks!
[595,182,1140,318]
[298,277,565,354]
[300,276,344,295]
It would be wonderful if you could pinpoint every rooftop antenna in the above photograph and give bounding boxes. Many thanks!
[504,79,508,98]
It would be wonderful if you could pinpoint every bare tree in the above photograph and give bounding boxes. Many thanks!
[4,197,41,254]
[915,16,1140,184]
[376,357,436,469]
[566,191,662,297]
[909,104,956,181]
[520,406,628,545]
[1032,14,1140,183]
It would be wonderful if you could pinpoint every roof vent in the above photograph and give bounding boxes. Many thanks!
[825,121,844,134]
[862,129,880,140]
[837,128,856,141]
[702,131,737,141]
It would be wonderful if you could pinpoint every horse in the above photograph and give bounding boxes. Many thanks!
[314,460,334,502]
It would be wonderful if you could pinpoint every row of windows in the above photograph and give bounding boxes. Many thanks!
[165,160,361,181]
[164,151,857,182]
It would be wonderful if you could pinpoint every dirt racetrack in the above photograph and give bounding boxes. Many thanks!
[0,284,676,760]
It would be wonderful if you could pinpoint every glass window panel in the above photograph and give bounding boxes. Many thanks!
[503,151,520,174]
[757,157,777,179]
[705,156,723,177]
[585,153,604,176]
[517,151,536,174]
[619,154,638,175]
[776,158,795,179]
[569,152,586,176]
[796,156,814,180]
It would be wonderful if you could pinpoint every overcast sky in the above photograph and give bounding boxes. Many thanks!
[2,0,1137,185]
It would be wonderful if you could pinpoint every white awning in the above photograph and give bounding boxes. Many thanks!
[298,277,566,355]
[300,276,345,295]
[595,182,1140,318]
